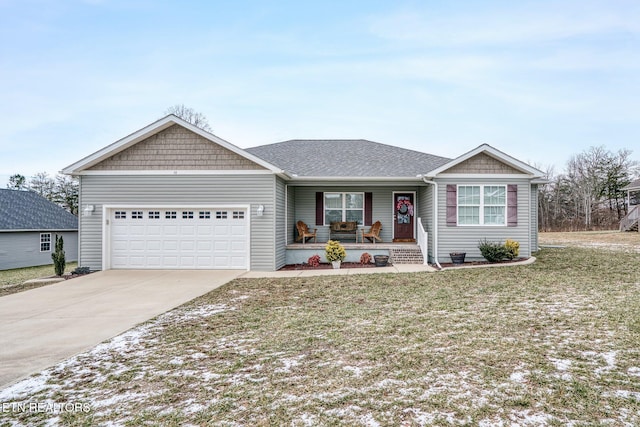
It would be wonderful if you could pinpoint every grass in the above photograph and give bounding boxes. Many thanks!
[1,244,640,425]
[0,262,78,297]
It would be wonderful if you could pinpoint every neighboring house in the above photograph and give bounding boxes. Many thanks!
[62,115,545,271]
[620,178,640,232]
[0,189,78,270]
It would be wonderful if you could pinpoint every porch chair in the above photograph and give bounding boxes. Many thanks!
[360,220,382,244]
[295,220,317,244]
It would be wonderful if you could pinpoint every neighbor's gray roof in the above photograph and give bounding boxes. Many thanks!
[246,139,452,178]
[623,178,640,191]
[0,189,78,231]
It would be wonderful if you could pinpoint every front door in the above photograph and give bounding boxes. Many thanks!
[393,193,415,242]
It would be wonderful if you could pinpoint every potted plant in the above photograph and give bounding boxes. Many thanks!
[325,240,346,269]
[449,251,466,265]
[373,254,389,267]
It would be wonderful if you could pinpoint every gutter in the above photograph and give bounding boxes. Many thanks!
[419,175,442,270]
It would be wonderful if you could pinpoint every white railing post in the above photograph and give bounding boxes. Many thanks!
[416,217,429,264]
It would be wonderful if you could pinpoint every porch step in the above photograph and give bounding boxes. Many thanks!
[389,247,424,264]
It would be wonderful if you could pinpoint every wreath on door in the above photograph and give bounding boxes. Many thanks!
[396,199,414,216]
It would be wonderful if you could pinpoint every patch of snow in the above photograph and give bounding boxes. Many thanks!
[510,371,528,383]
[549,357,571,371]
[611,390,640,401]
[360,413,381,427]
[509,409,552,425]
[0,371,51,400]
[299,413,317,426]
[628,367,640,377]
[169,357,184,365]
[274,355,305,373]
[595,351,617,375]
[343,365,367,377]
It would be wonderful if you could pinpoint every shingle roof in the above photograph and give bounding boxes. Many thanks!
[0,189,78,231]
[623,178,640,191]
[246,139,452,178]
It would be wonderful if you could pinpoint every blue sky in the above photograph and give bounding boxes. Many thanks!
[1,0,639,186]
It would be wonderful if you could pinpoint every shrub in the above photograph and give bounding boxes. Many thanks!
[72,266,91,275]
[307,254,321,267]
[478,239,509,263]
[51,235,66,276]
[325,240,346,262]
[360,253,372,264]
[504,239,520,260]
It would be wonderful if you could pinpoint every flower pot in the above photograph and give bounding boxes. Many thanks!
[374,255,389,267]
[450,252,466,265]
[331,260,341,269]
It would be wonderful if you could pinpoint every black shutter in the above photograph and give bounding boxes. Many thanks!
[316,192,324,226]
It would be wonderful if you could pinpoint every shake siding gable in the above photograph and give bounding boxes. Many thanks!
[441,152,522,174]
[88,125,266,171]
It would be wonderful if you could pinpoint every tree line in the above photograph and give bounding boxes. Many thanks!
[537,146,639,231]
[6,173,79,215]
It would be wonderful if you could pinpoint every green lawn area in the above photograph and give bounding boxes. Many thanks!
[1,247,640,425]
[0,263,78,296]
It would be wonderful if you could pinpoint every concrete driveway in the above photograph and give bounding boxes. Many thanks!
[0,269,241,389]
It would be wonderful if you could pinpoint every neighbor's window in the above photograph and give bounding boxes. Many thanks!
[40,233,51,252]
[458,185,506,226]
[324,192,364,225]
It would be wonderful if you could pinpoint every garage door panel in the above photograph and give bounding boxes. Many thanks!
[110,208,247,269]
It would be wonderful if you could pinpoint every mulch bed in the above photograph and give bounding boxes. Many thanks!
[279,262,383,270]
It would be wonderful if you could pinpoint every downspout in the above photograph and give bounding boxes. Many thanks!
[420,176,442,270]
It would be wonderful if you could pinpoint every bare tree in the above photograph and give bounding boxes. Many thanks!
[29,172,56,201]
[164,104,212,132]
[53,175,79,215]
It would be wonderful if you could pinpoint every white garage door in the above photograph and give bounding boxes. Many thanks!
[109,208,248,269]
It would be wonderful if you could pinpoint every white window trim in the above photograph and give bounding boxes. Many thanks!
[323,192,365,225]
[457,184,507,226]
[40,233,52,252]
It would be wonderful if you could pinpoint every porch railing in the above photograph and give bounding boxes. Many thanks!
[620,205,640,231]
[416,217,429,264]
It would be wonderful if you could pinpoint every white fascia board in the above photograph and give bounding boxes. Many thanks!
[287,176,423,182]
[428,173,536,180]
[424,143,545,178]
[62,115,284,175]
[76,169,275,176]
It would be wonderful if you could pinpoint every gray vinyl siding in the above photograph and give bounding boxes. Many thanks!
[0,231,78,270]
[79,174,276,271]
[275,177,287,269]
[436,178,532,263]
[531,184,539,251]
[292,186,422,243]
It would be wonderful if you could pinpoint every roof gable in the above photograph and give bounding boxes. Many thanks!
[62,115,283,175]
[0,189,78,231]
[623,178,640,191]
[425,144,544,177]
[246,139,451,178]
[88,124,265,171]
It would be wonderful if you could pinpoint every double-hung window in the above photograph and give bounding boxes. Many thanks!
[458,185,506,225]
[324,193,364,225]
[40,233,51,252]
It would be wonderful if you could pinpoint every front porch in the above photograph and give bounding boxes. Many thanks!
[285,242,426,265]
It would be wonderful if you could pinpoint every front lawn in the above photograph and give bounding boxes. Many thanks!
[0,262,78,297]
[1,247,639,425]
